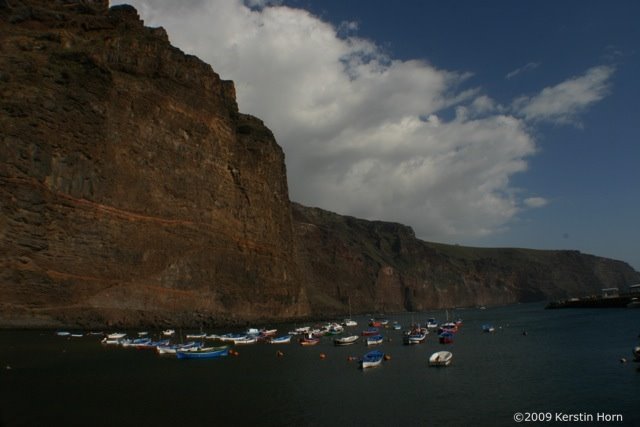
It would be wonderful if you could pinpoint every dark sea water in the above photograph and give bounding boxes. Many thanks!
[1,303,638,427]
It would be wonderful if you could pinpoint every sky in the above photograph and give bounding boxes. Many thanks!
[111,0,640,271]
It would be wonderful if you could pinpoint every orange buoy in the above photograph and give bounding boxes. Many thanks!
[347,356,357,362]
[276,350,284,357]
[384,354,391,361]
[320,353,326,359]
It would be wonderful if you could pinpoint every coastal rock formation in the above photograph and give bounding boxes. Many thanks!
[0,0,309,327]
[1,1,638,328]
[292,203,640,316]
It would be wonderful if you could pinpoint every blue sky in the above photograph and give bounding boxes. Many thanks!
[115,1,640,270]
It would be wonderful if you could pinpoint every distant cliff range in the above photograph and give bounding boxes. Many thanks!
[1,1,638,328]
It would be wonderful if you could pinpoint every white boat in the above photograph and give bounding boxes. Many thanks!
[186,332,207,339]
[162,329,176,336]
[270,335,292,344]
[429,351,453,367]
[426,318,439,330]
[366,334,384,346]
[233,336,258,345]
[101,337,122,345]
[360,350,384,369]
[55,331,71,337]
[343,319,358,327]
[334,335,359,346]
[107,332,127,340]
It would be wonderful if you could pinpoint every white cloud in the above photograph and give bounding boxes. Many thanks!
[506,61,540,79]
[114,1,608,241]
[523,197,549,208]
[512,65,615,125]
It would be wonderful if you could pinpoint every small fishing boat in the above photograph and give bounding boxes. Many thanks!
[426,318,438,330]
[392,322,402,331]
[270,335,292,344]
[343,319,358,327]
[55,331,71,337]
[439,332,454,344]
[176,346,230,360]
[233,336,258,345]
[404,330,427,345]
[162,329,175,336]
[360,350,384,369]
[107,332,127,340]
[366,334,384,346]
[438,323,458,334]
[137,331,148,337]
[429,351,453,367]
[186,332,207,339]
[361,327,379,336]
[482,324,495,333]
[334,335,359,346]
[299,334,320,346]
[70,333,84,338]
[156,341,202,355]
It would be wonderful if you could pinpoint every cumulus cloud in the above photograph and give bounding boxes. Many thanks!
[115,1,609,241]
[512,65,615,126]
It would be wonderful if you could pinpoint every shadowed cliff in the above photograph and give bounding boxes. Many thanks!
[292,203,640,316]
[1,1,637,328]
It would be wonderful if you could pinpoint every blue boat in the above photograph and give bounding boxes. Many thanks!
[366,334,384,346]
[360,350,384,369]
[439,332,454,344]
[176,346,230,360]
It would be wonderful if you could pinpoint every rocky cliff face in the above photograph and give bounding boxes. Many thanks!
[292,203,640,316]
[0,0,309,327]
[1,1,637,328]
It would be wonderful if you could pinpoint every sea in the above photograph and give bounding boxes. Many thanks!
[1,303,638,427]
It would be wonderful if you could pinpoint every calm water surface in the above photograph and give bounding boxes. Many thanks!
[1,303,638,426]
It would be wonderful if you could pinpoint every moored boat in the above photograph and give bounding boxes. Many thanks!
[482,324,495,333]
[360,350,384,369]
[107,332,127,340]
[162,329,175,336]
[270,335,292,344]
[186,332,207,339]
[366,334,384,346]
[429,351,453,367]
[426,318,438,330]
[439,332,454,344]
[343,319,358,327]
[361,327,379,336]
[403,330,427,345]
[176,346,230,360]
[334,335,359,346]
[299,333,320,346]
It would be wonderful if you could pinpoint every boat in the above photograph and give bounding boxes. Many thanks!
[361,327,379,336]
[270,335,292,344]
[106,332,127,340]
[634,345,640,362]
[55,331,71,337]
[176,346,230,360]
[137,331,148,337]
[186,332,207,339]
[70,333,83,338]
[403,330,427,345]
[426,318,438,330]
[366,334,384,346]
[392,322,402,331]
[233,336,258,345]
[343,319,358,327]
[360,350,384,369]
[439,332,454,344]
[429,351,453,367]
[162,329,175,336]
[334,335,359,346]
[299,333,320,346]
[482,324,495,333]
[156,341,202,355]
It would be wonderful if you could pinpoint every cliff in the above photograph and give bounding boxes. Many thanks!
[1,1,637,328]
[292,203,640,316]
[0,0,309,327]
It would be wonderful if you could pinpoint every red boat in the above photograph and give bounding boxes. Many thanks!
[299,334,320,346]
[361,327,379,336]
